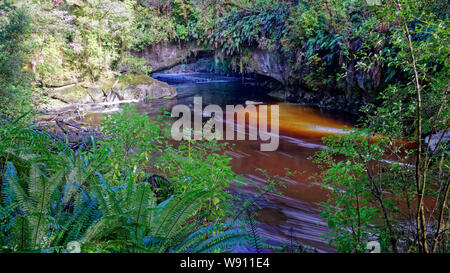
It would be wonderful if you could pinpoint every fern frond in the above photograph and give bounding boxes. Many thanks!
[90,173,122,217]
[96,173,123,216]
[28,164,54,248]
[6,163,31,214]
[130,182,155,237]
[51,197,99,246]
[195,228,247,253]
[151,191,212,252]
[173,222,247,253]
[245,207,261,253]
[2,161,18,206]
[81,215,127,244]
[10,213,31,250]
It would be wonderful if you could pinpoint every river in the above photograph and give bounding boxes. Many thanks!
[84,72,357,252]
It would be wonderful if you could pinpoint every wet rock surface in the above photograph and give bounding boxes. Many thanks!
[244,49,290,84]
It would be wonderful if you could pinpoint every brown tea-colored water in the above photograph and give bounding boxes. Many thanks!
[83,74,357,252]
[227,103,353,252]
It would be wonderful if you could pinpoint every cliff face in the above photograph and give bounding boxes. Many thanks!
[137,42,382,114]
[237,49,290,84]
[137,42,289,81]
[132,42,208,73]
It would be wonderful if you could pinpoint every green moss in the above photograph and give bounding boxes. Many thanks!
[116,73,154,89]
[99,78,118,91]
[48,84,92,104]
[100,72,154,91]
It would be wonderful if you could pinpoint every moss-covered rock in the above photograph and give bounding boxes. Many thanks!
[40,72,177,112]
[48,85,93,104]
[112,72,176,101]
[134,42,208,73]
[116,81,176,101]
[86,88,106,103]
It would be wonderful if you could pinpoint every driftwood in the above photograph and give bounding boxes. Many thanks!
[56,120,87,132]
[41,99,139,118]
[55,120,68,134]
[37,118,103,150]
[49,83,77,91]
[40,81,79,89]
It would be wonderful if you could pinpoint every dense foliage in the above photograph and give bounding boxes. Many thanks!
[0,107,274,252]
[0,0,448,253]
[0,4,32,120]
[313,0,449,253]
